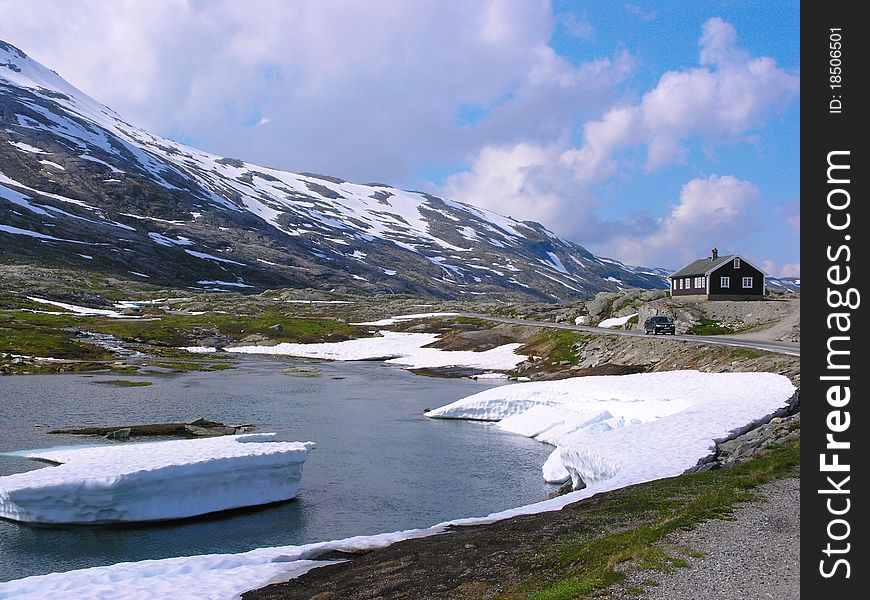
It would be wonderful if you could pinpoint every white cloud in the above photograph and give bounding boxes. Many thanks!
[0,0,626,183]
[560,13,595,39]
[776,199,800,234]
[601,175,760,267]
[778,262,800,278]
[1,8,797,270]
[764,260,800,278]
[442,17,798,265]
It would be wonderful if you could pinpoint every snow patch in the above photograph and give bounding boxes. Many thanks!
[426,371,795,489]
[227,330,525,371]
[598,313,637,328]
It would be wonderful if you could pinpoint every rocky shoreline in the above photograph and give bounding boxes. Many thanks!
[243,396,801,600]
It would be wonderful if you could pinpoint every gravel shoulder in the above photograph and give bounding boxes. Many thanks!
[609,477,800,599]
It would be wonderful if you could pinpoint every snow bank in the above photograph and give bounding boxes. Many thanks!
[226,330,525,371]
[353,312,458,326]
[426,371,794,487]
[598,313,637,328]
[26,296,127,318]
[0,434,314,524]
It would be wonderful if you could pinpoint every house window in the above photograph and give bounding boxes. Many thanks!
[685,278,691,289]
[721,276,730,288]
[742,276,753,289]
[672,279,676,290]
[734,258,741,269]
[694,276,703,288]
[679,279,683,290]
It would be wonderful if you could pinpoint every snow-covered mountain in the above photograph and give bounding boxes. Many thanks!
[1,41,667,300]
[766,276,800,294]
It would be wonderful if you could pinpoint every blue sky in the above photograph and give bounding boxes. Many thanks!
[0,0,799,274]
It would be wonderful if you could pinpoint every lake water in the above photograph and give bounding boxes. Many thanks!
[0,357,556,582]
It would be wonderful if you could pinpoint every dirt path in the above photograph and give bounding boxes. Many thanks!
[610,477,800,599]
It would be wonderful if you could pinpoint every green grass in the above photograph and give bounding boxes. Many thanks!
[504,441,799,599]
[687,319,735,336]
[1,301,366,374]
[517,330,589,369]
[91,312,367,346]
[94,379,153,387]
[727,348,763,360]
[0,319,111,361]
[627,315,639,326]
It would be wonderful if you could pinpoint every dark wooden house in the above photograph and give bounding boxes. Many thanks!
[668,248,766,300]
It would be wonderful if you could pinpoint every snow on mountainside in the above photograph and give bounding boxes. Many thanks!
[1,41,667,300]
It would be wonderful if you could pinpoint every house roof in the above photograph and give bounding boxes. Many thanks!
[669,254,736,278]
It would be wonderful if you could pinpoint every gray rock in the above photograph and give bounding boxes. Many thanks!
[105,427,131,440]
[184,424,237,436]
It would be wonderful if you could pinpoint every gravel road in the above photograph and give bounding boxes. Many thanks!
[610,477,800,599]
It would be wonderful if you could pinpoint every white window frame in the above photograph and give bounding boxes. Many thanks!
[734,258,741,269]
[685,278,691,289]
[693,276,701,288]
[721,276,730,289]
[672,279,676,290]
[742,276,753,289]
[679,279,683,290]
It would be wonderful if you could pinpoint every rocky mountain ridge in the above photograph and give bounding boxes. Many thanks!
[1,40,667,301]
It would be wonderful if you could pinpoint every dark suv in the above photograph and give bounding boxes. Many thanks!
[644,315,675,335]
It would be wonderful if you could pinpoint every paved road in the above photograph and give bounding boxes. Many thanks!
[457,313,800,357]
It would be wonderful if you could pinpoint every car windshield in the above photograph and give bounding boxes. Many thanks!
[651,317,672,323]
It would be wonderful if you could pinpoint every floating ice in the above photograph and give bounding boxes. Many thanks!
[0,434,314,524]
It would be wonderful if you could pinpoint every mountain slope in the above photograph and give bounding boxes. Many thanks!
[1,41,667,300]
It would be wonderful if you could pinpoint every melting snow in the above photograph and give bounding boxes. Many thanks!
[196,280,254,288]
[426,371,795,488]
[184,249,246,265]
[354,312,459,326]
[225,330,525,371]
[0,224,89,244]
[7,140,47,154]
[0,434,314,523]
[598,313,637,328]
[26,296,127,318]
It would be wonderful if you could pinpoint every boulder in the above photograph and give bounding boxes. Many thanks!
[105,427,131,440]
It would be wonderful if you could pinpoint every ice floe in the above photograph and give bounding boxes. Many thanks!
[0,434,314,524]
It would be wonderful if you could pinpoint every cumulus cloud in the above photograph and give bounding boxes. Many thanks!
[1,7,797,270]
[763,260,800,278]
[776,199,800,234]
[560,12,595,39]
[778,262,800,277]
[0,0,625,183]
[444,16,798,264]
[600,175,760,267]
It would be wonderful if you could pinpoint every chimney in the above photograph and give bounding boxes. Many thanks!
[711,247,718,260]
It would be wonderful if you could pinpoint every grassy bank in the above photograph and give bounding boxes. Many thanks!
[511,441,800,599]
[243,440,799,600]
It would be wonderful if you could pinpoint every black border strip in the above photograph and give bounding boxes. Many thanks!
[802,3,867,596]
